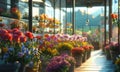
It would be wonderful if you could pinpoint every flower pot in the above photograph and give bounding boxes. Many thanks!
[18,64,26,72]
[0,63,20,72]
[25,62,40,72]
[40,61,48,72]
[73,54,82,67]
[68,63,75,72]
[110,50,118,63]
[105,49,111,60]
[82,52,87,63]
[87,51,91,59]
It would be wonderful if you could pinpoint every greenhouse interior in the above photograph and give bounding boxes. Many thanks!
[0,0,120,72]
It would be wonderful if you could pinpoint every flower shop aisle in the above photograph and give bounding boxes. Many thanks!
[75,50,116,72]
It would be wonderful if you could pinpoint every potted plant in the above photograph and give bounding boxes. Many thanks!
[57,42,73,55]
[71,47,85,67]
[46,55,71,72]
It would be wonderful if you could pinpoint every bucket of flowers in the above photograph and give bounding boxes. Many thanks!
[46,54,76,72]
[57,42,73,55]
[71,47,85,67]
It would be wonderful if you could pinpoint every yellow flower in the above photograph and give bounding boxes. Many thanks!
[52,49,58,55]
[57,42,73,51]
[115,58,120,65]
[82,42,88,46]
[45,41,51,46]
[41,47,45,51]
[47,48,51,52]
[2,48,8,53]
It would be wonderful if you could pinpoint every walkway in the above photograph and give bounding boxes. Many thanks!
[75,50,116,72]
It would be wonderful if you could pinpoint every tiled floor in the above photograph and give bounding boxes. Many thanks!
[75,50,116,72]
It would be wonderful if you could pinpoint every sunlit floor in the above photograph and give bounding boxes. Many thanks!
[75,50,116,72]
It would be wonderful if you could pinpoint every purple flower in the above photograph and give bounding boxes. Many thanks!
[46,55,71,72]
[8,47,14,52]
[18,52,24,58]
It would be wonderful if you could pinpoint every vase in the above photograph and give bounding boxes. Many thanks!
[73,54,82,67]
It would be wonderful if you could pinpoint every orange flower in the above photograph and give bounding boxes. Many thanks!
[40,14,48,20]
[44,34,49,38]
[71,47,85,55]
[111,14,118,19]
[39,22,46,28]
[2,48,8,53]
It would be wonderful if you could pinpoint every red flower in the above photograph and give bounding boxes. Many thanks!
[50,35,56,39]
[36,35,42,40]
[25,31,34,39]
[11,7,18,13]
[13,34,20,43]
[71,47,84,55]
[89,45,94,50]
[12,28,19,33]
[13,31,23,37]
[2,33,12,41]
[83,46,90,51]
[0,29,8,36]
[20,36,27,42]
[0,23,5,27]
[7,29,12,33]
